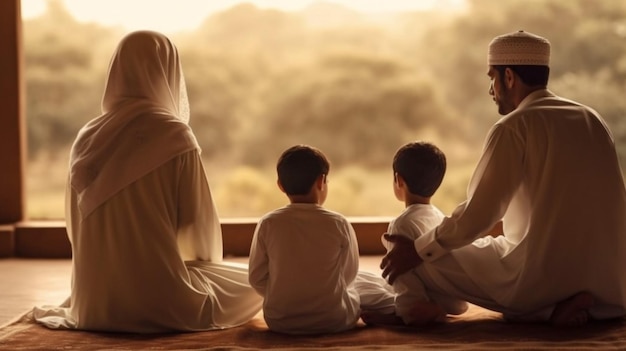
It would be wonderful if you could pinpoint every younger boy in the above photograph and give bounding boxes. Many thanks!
[366,141,468,326]
[248,144,395,335]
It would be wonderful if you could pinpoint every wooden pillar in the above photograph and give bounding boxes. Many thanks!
[0,0,25,224]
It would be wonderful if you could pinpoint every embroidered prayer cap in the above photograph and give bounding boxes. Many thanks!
[488,30,550,66]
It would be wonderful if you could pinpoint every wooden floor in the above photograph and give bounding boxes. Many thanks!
[0,258,71,326]
[0,256,384,326]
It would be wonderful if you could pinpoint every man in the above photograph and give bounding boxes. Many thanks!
[381,30,626,327]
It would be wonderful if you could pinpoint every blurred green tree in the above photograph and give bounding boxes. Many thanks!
[23,0,626,218]
[24,0,120,157]
[241,51,459,168]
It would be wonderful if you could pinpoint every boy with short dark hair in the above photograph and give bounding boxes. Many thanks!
[365,141,468,326]
[249,144,395,334]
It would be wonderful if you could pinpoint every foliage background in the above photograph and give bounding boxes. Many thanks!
[25,0,626,219]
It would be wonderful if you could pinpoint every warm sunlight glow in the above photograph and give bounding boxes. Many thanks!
[22,0,625,219]
[22,0,467,32]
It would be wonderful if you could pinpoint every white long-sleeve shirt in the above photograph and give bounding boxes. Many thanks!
[415,89,626,316]
[248,203,361,334]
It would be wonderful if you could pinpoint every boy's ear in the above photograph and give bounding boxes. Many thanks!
[315,174,326,189]
[277,179,286,194]
[395,173,406,188]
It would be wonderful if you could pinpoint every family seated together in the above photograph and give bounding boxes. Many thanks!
[32,29,626,335]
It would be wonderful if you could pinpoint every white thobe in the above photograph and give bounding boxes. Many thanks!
[386,204,467,323]
[414,89,626,320]
[33,150,262,332]
[249,203,395,334]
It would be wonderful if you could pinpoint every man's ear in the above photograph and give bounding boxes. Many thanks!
[504,67,516,89]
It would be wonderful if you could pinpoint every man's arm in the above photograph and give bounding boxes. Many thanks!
[412,125,523,265]
[426,125,522,251]
[381,217,503,284]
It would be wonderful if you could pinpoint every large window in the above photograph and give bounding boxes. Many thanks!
[22,0,626,220]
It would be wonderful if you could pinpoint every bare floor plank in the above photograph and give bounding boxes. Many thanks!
[0,258,71,325]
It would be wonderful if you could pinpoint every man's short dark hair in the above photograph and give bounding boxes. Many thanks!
[493,65,550,87]
[277,145,330,196]
[392,141,446,197]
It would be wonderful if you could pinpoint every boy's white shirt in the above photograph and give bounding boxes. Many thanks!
[248,203,361,335]
[385,203,445,324]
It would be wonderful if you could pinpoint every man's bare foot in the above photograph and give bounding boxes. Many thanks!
[360,311,404,326]
[550,292,594,327]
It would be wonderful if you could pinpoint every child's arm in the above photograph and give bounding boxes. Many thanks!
[342,221,360,285]
[248,221,269,296]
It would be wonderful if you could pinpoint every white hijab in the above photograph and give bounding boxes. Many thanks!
[70,30,200,218]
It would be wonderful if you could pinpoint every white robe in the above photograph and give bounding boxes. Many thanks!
[33,150,262,332]
[249,203,395,334]
[34,31,262,333]
[414,89,626,320]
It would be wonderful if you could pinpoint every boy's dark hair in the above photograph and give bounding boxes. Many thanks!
[493,65,549,87]
[277,145,330,196]
[392,141,446,197]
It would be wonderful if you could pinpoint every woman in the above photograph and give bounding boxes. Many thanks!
[33,30,262,333]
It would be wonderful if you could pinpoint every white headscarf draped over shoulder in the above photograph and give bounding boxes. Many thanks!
[70,30,200,218]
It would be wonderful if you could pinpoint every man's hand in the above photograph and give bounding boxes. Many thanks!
[380,234,423,284]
